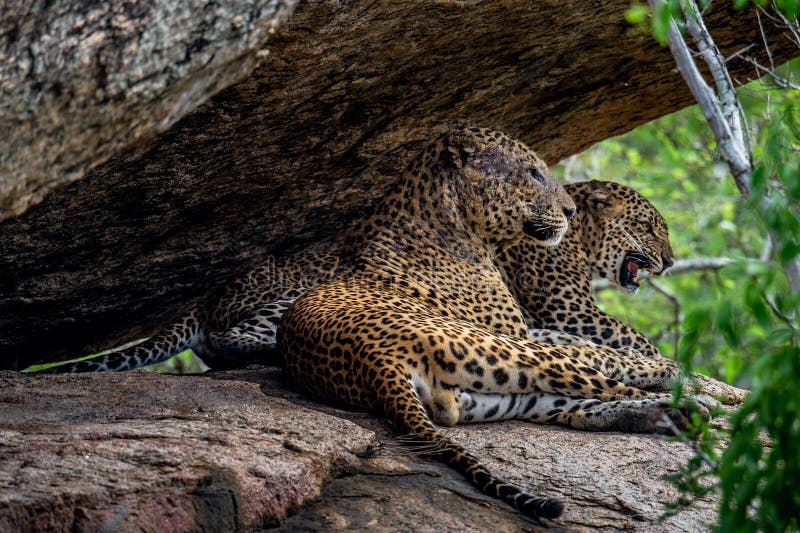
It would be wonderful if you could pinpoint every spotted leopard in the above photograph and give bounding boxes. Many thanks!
[194,179,743,403]
[276,127,712,519]
[34,126,715,519]
[38,176,742,402]
[497,180,746,403]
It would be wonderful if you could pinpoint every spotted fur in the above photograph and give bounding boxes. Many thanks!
[275,127,709,520]
[33,246,341,372]
[498,180,746,403]
[35,127,717,519]
[40,177,741,402]
[33,173,744,404]
[499,180,674,354]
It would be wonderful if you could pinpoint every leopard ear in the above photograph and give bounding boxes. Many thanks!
[443,132,474,169]
[586,180,612,214]
[444,146,470,169]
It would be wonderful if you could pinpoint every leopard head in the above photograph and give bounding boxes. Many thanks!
[575,180,675,295]
[443,127,576,247]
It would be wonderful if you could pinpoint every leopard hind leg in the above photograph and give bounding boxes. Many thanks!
[380,371,564,520]
[198,299,295,369]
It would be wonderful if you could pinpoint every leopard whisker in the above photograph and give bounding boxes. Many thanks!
[613,221,645,255]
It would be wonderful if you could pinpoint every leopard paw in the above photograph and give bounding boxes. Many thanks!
[686,374,748,405]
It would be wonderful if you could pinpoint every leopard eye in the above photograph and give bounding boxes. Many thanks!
[527,167,545,183]
[642,220,656,236]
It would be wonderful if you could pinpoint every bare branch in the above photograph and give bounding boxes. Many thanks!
[649,279,683,353]
[740,55,800,91]
[765,2,800,47]
[756,7,775,72]
[681,0,752,160]
[725,43,756,63]
[592,257,735,292]
[649,278,680,306]
[649,0,753,194]
[647,0,753,194]
[648,0,800,293]
[666,257,734,275]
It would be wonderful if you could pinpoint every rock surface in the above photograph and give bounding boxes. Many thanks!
[1,368,717,531]
[0,0,297,221]
[2,1,799,370]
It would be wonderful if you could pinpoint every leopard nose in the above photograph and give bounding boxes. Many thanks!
[661,254,674,269]
[562,206,576,220]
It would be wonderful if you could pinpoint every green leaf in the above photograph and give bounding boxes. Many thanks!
[745,286,772,329]
[624,5,649,24]
[778,241,800,264]
[751,164,767,191]
[650,2,673,45]
[714,300,740,347]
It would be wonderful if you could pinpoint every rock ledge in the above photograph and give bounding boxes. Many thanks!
[2,369,717,531]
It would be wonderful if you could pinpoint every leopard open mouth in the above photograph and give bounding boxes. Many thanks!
[522,220,561,243]
[619,251,652,290]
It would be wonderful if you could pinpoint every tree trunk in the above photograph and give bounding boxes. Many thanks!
[1,1,798,370]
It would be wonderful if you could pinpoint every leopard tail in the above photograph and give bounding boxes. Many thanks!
[32,307,203,373]
[379,374,564,520]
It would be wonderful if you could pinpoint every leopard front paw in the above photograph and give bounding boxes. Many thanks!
[687,374,748,405]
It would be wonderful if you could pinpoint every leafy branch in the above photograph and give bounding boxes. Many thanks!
[647,0,800,292]
[641,1,800,531]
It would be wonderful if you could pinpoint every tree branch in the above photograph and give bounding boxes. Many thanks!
[761,2,800,47]
[740,55,800,90]
[649,279,683,354]
[592,256,735,291]
[682,0,752,160]
[665,257,735,274]
[648,0,800,293]
[648,0,753,194]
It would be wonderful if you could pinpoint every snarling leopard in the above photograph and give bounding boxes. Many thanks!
[496,180,746,403]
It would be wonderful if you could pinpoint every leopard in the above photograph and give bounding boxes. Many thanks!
[34,176,743,402]
[190,179,741,403]
[32,151,745,404]
[28,246,343,373]
[34,126,717,519]
[500,179,675,353]
[274,126,718,520]
[496,180,747,403]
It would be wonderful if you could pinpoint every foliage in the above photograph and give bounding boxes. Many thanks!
[554,7,800,530]
[627,0,800,44]
[145,349,208,373]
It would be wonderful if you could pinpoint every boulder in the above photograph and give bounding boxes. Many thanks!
[1,368,717,531]
[1,1,798,369]
[0,0,298,221]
